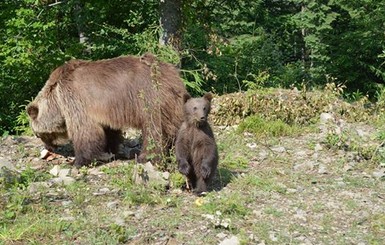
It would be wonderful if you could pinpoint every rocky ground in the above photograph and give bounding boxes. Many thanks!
[0,112,385,244]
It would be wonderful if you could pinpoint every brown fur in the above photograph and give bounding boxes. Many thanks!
[175,93,218,194]
[27,53,187,167]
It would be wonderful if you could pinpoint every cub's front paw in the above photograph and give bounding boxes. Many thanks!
[178,159,191,176]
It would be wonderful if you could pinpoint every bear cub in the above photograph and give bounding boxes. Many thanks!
[175,93,218,194]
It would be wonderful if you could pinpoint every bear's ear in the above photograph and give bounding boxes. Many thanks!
[203,92,213,102]
[183,93,192,103]
[27,104,39,120]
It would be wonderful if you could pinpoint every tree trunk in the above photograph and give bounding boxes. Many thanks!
[74,0,87,45]
[159,0,182,52]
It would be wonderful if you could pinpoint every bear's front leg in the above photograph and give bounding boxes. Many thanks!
[175,134,191,175]
[195,177,207,195]
[71,123,106,168]
[177,158,191,176]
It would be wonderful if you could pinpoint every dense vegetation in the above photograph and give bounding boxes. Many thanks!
[1,0,385,135]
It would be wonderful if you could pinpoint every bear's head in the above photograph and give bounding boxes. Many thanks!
[27,74,69,150]
[183,93,213,127]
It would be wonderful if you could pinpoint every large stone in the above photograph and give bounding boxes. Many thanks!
[132,161,168,187]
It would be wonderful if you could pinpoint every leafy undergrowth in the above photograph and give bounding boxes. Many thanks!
[1,90,385,244]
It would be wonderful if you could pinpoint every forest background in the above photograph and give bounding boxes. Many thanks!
[1,0,385,135]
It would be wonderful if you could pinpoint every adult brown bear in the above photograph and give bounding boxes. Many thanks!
[27,53,187,168]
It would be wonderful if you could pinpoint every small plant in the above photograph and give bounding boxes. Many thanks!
[14,104,33,136]
[242,71,271,91]
[325,133,345,149]
[169,172,185,189]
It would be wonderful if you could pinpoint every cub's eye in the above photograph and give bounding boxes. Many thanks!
[193,106,197,111]
[203,107,206,111]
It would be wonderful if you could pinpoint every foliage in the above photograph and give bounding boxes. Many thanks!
[1,0,385,134]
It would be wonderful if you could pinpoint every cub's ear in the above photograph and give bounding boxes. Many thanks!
[183,93,192,103]
[27,104,39,120]
[203,92,213,102]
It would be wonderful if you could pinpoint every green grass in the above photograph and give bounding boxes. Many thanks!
[2,94,385,244]
[237,115,302,138]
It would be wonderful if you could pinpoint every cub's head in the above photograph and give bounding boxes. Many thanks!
[183,93,213,127]
[27,70,69,150]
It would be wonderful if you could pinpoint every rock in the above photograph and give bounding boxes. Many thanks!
[318,164,328,174]
[0,157,16,171]
[70,168,80,176]
[107,201,119,209]
[246,143,257,149]
[0,165,20,187]
[93,187,111,196]
[40,149,50,159]
[258,151,269,160]
[269,232,278,242]
[293,161,315,172]
[28,181,51,194]
[49,165,61,177]
[372,170,385,179]
[58,168,71,178]
[320,113,334,124]
[49,176,76,186]
[88,168,104,176]
[99,187,110,193]
[62,200,73,207]
[287,188,297,194]
[132,161,168,187]
[162,171,170,180]
[294,208,307,221]
[122,210,136,217]
[271,146,286,153]
[60,216,75,222]
[355,128,367,138]
[219,235,240,245]
[314,143,323,151]
[217,232,228,239]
